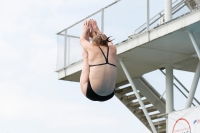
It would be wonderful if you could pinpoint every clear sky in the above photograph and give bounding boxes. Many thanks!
[0,0,199,133]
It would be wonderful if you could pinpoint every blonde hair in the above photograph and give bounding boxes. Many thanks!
[92,34,112,46]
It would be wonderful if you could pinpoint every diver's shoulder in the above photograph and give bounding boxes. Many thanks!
[109,44,116,52]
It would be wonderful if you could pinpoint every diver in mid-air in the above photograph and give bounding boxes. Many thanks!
[80,19,117,101]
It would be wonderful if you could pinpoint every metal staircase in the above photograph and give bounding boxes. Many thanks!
[114,71,200,133]
[115,77,166,133]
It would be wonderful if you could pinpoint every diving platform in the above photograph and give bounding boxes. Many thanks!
[56,0,200,133]
[57,8,200,84]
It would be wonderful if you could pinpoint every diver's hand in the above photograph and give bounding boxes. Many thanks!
[83,20,90,33]
[87,19,96,39]
[91,19,102,34]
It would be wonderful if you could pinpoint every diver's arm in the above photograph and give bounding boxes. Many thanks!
[80,29,89,42]
[80,21,91,50]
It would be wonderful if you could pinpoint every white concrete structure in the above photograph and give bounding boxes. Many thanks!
[57,9,200,82]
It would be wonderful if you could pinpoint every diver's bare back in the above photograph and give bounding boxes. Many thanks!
[87,42,117,96]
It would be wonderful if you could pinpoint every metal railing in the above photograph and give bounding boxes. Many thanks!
[56,0,194,71]
[135,0,200,35]
[159,69,200,106]
[133,0,187,35]
[56,0,121,71]
[57,0,121,35]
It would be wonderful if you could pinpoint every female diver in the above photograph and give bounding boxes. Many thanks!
[80,19,117,101]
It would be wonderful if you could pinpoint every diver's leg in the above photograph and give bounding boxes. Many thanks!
[80,49,89,96]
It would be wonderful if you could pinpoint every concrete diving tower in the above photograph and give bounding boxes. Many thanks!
[56,0,200,133]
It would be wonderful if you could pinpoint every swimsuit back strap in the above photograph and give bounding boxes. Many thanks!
[98,46,108,62]
[89,46,116,67]
[108,63,117,67]
[89,63,107,67]
[107,46,109,63]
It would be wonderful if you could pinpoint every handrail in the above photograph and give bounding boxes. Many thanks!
[159,90,166,101]
[173,74,200,105]
[136,3,186,34]
[172,0,186,10]
[173,3,187,15]
[134,0,186,34]
[159,69,200,106]
[58,34,80,38]
[57,0,121,34]
[140,76,166,103]
[174,82,195,106]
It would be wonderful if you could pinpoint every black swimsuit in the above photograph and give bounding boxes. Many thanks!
[86,46,117,102]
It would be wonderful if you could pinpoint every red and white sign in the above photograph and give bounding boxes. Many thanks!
[168,106,200,133]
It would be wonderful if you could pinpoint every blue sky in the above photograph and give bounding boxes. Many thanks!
[0,0,199,133]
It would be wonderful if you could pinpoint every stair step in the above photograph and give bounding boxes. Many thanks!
[115,86,133,95]
[121,93,144,101]
[134,106,157,115]
[127,99,151,108]
[157,127,166,133]
[153,120,166,127]
[146,120,166,131]
[150,113,164,120]
[141,113,165,121]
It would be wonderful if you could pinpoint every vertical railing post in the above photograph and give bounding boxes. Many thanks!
[119,59,157,133]
[64,30,67,68]
[147,0,150,32]
[166,66,174,133]
[101,9,104,33]
[164,0,172,22]
[67,36,70,65]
